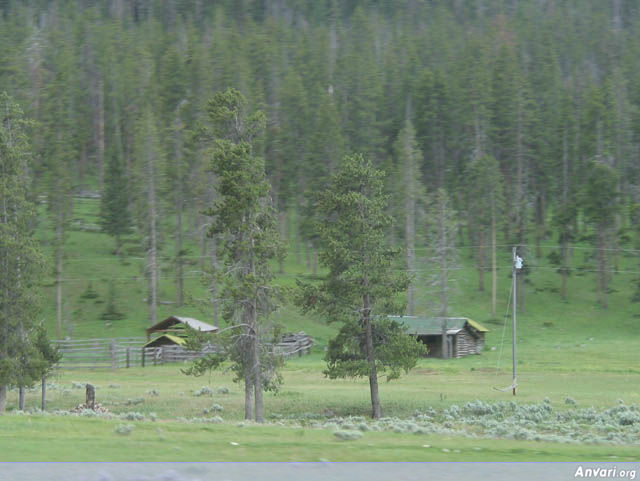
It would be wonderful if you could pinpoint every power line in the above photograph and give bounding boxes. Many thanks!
[44,263,640,284]
[55,242,640,263]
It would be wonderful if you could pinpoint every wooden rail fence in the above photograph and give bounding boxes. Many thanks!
[52,337,146,370]
[52,333,314,370]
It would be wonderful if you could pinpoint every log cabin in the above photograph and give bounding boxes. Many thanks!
[389,316,489,358]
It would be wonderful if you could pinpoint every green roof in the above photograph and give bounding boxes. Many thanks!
[389,316,489,336]
[144,334,187,348]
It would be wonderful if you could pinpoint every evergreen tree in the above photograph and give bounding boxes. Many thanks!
[133,101,163,325]
[196,88,284,423]
[392,116,424,316]
[334,7,384,162]
[298,86,344,275]
[583,161,620,309]
[297,154,425,419]
[550,89,579,301]
[100,281,125,323]
[40,26,77,339]
[271,69,309,271]
[0,93,57,412]
[425,188,459,358]
[465,154,504,316]
[99,146,132,255]
[166,99,192,307]
[414,68,453,190]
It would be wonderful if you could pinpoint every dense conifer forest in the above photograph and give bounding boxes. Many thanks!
[2,0,640,330]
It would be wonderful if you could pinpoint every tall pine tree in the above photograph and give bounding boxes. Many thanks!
[0,93,57,412]
[297,154,425,419]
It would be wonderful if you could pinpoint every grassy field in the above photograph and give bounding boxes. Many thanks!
[4,414,639,462]
[2,355,639,461]
[11,356,640,419]
[3,197,639,461]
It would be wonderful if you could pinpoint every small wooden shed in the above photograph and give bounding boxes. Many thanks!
[389,316,489,358]
[144,316,218,347]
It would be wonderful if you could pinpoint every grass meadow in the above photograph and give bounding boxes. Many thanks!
[3,353,639,461]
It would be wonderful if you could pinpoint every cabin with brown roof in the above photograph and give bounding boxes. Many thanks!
[389,316,489,358]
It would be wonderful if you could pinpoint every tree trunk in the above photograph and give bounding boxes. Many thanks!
[42,377,47,411]
[147,130,158,325]
[598,227,608,308]
[56,211,63,339]
[328,3,337,81]
[175,190,184,307]
[613,214,620,272]
[0,190,7,413]
[491,208,497,318]
[250,245,263,423]
[0,385,6,413]
[200,215,207,272]
[125,130,134,212]
[406,129,416,316]
[477,230,485,292]
[174,118,185,307]
[406,226,415,316]
[253,323,264,423]
[474,107,484,160]
[278,211,286,274]
[311,243,318,276]
[612,0,622,31]
[294,208,302,266]
[305,240,312,270]
[176,210,184,307]
[561,126,569,301]
[515,89,525,244]
[244,375,254,420]
[19,387,25,410]
[96,77,105,190]
[363,293,381,419]
[79,142,87,183]
[440,193,448,320]
[561,241,569,301]
[441,319,448,359]
[440,195,449,359]
[535,194,546,259]
[209,236,218,324]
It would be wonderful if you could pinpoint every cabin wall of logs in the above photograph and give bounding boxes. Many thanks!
[454,329,484,357]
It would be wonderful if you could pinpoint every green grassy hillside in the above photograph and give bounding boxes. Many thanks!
[38,197,640,368]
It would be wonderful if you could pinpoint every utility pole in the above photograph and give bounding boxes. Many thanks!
[512,247,523,396]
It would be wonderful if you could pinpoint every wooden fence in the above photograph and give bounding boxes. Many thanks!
[52,337,146,370]
[52,333,314,370]
[142,332,314,366]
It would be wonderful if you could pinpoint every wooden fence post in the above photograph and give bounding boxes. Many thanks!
[42,376,46,411]
[86,384,95,409]
[19,387,25,411]
[142,348,145,367]
[126,348,131,368]
[110,340,116,369]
